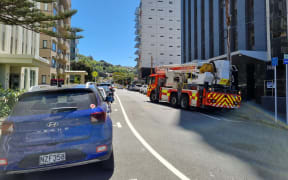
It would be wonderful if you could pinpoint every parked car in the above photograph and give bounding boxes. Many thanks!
[133,84,142,91]
[0,85,114,175]
[140,85,148,94]
[98,87,107,99]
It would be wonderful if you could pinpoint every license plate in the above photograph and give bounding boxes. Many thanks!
[39,152,66,166]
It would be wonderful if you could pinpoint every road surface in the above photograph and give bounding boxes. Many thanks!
[2,89,288,180]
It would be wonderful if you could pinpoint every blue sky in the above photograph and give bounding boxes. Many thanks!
[71,0,139,67]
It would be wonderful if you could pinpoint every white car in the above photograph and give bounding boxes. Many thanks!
[140,85,148,94]
[98,87,107,99]
[133,84,142,91]
[142,85,148,94]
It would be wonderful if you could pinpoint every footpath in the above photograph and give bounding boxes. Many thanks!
[225,101,288,130]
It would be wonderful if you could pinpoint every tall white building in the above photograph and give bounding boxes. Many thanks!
[135,0,181,78]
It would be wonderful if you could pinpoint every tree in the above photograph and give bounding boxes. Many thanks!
[0,0,83,39]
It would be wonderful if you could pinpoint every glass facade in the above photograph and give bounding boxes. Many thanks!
[270,0,287,59]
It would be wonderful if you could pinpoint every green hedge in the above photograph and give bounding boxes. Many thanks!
[0,88,25,118]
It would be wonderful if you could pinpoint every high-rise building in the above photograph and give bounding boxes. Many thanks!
[0,2,50,90]
[38,0,72,85]
[135,0,182,78]
[181,0,268,101]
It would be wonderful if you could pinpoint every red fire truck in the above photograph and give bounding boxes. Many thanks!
[147,60,242,109]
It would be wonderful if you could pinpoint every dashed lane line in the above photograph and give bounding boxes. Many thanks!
[115,93,190,180]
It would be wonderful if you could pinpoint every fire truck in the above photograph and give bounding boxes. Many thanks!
[147,60,242,109]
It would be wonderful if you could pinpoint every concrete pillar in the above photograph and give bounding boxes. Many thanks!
[197,0,202,60]
[237,0,247,50]
[4,64,10,89]
[213,0,220,57]
[204,0,210,59]
[191,0,195,60]
[254,0,267,51]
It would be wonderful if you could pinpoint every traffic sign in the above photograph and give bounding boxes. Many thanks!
[284,54,288,64]
[272,57,278,66]
[92,71,98,78]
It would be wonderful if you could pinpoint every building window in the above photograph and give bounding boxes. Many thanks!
[44,4,48,11]
[43,40,48,48]
[169,10,173,13]
[53,8,57,15]
[169,1,173,4]
[246,0,255,50]
[151,9,155,11]
[160,18,164,20]
[160,53,164,55]
[42,75,47,84]
[52,58,56,68]
[219,0,225,55]
[231,0,238,52]
[160,35,164,37]
[1,25,5,51]
[52,42,56,51]
[30,70,36,87]
[194,0,198,59]
[148,17,152,19]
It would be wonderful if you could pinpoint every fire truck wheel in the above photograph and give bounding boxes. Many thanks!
[170,94,178,107]
[180,95,189,109]
[150,92,159,103]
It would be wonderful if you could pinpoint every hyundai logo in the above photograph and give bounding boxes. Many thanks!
[47,122,59,128]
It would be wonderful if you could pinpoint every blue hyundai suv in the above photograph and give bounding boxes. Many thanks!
[0,86,114,175]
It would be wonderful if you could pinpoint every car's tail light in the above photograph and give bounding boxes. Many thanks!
[0,159,8,166]
[1,122,14,135]
[96,145,107,153]
[91,111,106,124]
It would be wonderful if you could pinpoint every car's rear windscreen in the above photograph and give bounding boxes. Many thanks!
[11,89,97,116]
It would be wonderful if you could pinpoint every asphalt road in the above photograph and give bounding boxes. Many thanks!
[2,89,288,180]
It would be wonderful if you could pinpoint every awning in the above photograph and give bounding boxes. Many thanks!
[208,50,268,62]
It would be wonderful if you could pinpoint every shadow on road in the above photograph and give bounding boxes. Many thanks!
[1,163,114,180]
[178,108,288,180]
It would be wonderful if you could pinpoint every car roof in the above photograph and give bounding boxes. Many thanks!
[21,87,95,96]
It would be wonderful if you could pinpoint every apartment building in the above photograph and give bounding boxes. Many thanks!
[0,2,50,90]
[135,0,182,78]
[38,0,72,85]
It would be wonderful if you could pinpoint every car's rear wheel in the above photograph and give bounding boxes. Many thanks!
[100,151,114,170]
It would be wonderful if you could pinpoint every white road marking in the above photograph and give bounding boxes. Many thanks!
[200,113,221,121]
[114,109,118,112]
[200,113,244,124]
[117,122,122,128]
[113,122,122,128]
[116,94,190,180]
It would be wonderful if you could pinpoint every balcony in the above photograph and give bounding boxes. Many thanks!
[134,50,140,55]
[135,36,140,42]
[135,42,140,48]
